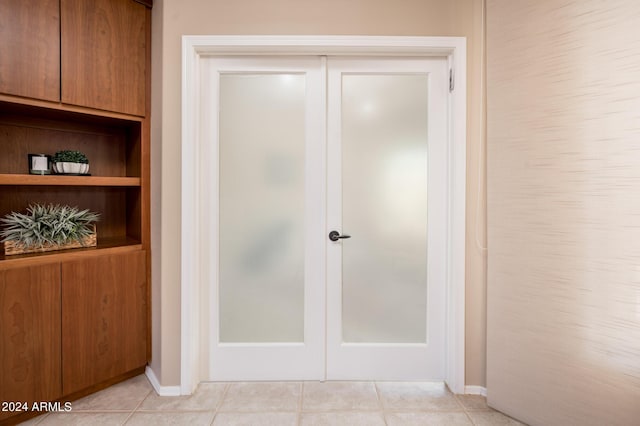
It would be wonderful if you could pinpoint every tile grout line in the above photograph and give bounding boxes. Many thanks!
[215,383,231,411]
[26,413,49,426]
[209,382,231,425]
[122,387,154,424]
[453,394,470,425]
[297,382,305,426]
[63,409,135,413]
[31,412,49,424]
[454,393,481,426]
[373,381,390,426]
[205,409,304,414]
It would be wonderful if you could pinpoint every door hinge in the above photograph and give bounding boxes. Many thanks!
[449,68,455,92]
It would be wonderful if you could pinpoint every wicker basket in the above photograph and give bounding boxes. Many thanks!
[3,229,97,256]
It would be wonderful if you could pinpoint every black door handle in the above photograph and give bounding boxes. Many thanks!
[329,230,351,242]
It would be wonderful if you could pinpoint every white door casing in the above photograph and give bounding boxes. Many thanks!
[181,36,466,394]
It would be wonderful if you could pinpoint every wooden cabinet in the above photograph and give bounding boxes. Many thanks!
[0,1,151,423]
[0,252,146,423]
[61,0,148,116]
[0,0,60,102]
[62,251,147,395]
[0,103,146,250]
[0,263,61,422]
[0,0,150,116]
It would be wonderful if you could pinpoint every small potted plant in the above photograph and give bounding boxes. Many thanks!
[0,203,99,255]
[52,150,90,175]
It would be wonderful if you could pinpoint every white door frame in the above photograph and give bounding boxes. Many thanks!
[181,35,466,395]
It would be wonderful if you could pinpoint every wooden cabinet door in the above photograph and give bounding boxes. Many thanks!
[61,251,147,395]
[0,263,61,421]
[0,0,60,102]
[61,0,147,116]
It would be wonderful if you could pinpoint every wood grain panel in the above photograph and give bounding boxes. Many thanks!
[0,0,60,102]
[487,1,640,425]
[0,242,142,268]
[0,174,141,186]
[61,0,147,116]
[0,263,61,421]
[126,188,142,242]
[126,123,142,177]
[61,251,146,395]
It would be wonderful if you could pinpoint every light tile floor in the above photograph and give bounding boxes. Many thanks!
[19,375,526,425]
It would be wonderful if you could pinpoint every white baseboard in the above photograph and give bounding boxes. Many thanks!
[464,385,487,396]
[145,366,182,396]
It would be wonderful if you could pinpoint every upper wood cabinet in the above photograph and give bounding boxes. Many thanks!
[61,0,148,116]
[0,0,60,102]
[0,0,149,116]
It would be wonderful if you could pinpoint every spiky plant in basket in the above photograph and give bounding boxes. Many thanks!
[0,204,99,254]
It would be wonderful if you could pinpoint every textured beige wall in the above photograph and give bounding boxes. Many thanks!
[151,0,486,386]
[487,1,640,424]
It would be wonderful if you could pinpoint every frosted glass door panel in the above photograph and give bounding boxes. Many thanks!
[341,74,429,343]
[219,74,305,343]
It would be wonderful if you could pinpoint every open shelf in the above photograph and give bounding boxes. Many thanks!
[0,174,141,186]
[0,102,142,179]
[0,99,144,264]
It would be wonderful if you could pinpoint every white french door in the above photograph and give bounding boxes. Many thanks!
[205,56,326,380]
[326,57,448,380]
[204,55,449,381]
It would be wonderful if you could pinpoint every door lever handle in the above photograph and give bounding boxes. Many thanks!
[329,230,351,242]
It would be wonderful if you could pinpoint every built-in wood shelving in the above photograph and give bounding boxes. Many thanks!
[0,174,141,187]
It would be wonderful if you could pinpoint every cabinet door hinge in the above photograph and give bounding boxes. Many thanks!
[449,68,455,92]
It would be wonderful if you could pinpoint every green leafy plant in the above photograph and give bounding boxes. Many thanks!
[0,204,99,249]
[52,150,89,164]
